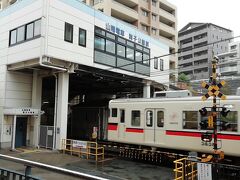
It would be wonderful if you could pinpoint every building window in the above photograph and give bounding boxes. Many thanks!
[221,111,238,132]
[9,19,41,46]
[117,44,126,57]
[183,111,198,129]
[111,108,117,117]
[10,29,17,45]
[94,26,150,75]
[26,23,34,40]
[152,28,157,35]
[17,26,25,43]
[126,47,134,60]
[79,28,86,47]
[34,19,41,36]
[160,59,164,71]
[146,110,153,127]
[152,0,157,6]
[157,111,164,127]
[154,57,158,69]
[64,22,73,43]
[142,9,149,17]
[131,110,140,126]
[95,36,105,50]
[135,51,143,62]
[152,14,157,21]
[120,109,125,123]
[142,24,148,32]
[106,39,115,54]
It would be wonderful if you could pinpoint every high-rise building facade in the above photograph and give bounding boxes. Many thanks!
[85,0,178,82]
[178,23,232,80]
[0,0,17,10]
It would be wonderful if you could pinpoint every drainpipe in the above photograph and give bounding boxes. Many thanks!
[11,115,17,150]
[52,73,58,150]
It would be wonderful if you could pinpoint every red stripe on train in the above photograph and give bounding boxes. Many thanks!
[166,131,201,137]
[126,128,144,133]
[166,130,240,140]
[108,124,118,131]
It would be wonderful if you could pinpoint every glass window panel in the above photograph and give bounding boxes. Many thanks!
[79,28,86,46]
[126,48,134,60]
[221,111,238,132]
[127,41,134,47]
[143,53,150,65]
[10,29,17,45]
[26,23,34,40]
[106,39,115,54]
[106,32,115,40]
[95,36,105,50]
[34,19,41,36]
[135,51,143,62]
[136,44,143,51]
[64,22,73,43]
[183,111,198,129]
[146,110,153,127]
[95,27,105,36]
[118,37,126,44]
[157,111,164,127]
[131,110,140,126]
[112,108,117,117]
[117,44,126,57]
[17,26,25,42]
[120,109,125,123]
[154,57,158,69]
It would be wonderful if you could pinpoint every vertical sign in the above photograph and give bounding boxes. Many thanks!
[197,163,212,180]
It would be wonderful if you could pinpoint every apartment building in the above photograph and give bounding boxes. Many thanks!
[0,0,17,10]
[84,0,178,82]
[178,23,232,80]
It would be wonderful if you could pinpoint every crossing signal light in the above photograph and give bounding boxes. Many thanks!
[221,107,230,117]
[199,107,208,116]
[201,132,213,142]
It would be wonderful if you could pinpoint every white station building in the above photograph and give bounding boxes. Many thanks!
[0,0,170,150]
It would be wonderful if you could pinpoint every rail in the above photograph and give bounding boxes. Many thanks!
[173,158,197,180]
[61,139,104,162]
[0,154,108,180]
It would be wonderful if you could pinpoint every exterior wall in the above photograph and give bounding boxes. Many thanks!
[178,23,232,80]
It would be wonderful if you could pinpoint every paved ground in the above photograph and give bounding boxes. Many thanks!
[0,148,173,180]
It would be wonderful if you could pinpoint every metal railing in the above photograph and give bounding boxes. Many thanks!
[61,139,104,162]
[0,154,108,180]
[173,158,197,180]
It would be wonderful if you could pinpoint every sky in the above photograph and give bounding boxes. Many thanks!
[168,0,240,36]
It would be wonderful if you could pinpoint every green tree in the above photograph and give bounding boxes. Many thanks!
[178,73,190,83]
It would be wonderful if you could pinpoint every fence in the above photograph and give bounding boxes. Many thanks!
[174,157,240,180]
[61,139,104,162]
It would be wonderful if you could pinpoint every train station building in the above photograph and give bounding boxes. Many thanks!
[0,0,170,150]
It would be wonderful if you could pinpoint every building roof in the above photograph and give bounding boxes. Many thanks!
[179,22,232,34]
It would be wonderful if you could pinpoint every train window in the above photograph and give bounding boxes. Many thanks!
[146,110,153,127]
[120,109,125,123]
[183,111,198,129]
[131,110,140,126]
[157,111,164,127]
[221,111,238,132]
[111,108,117,117]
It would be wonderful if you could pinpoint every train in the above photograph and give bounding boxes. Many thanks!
[107,95,240,157]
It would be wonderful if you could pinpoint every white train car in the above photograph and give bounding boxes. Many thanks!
[107,96,240,156]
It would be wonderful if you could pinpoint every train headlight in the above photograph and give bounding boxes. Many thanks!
[201,132,213,142]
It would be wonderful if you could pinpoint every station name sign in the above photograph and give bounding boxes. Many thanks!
[105,23,150,48]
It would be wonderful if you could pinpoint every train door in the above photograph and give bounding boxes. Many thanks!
[144,109,155,143]
[154,109,165,145]
[118,109,126,139]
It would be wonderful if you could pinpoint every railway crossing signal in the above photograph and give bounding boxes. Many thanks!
[201,80,226,101]
[208,115,213,128]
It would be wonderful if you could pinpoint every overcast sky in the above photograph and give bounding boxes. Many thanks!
[168,0,240,36]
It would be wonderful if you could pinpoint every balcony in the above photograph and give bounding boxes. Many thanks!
[220,66,239,75]
[159,22,176,35]
[111,0,138,23]
[159,8,176,22]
